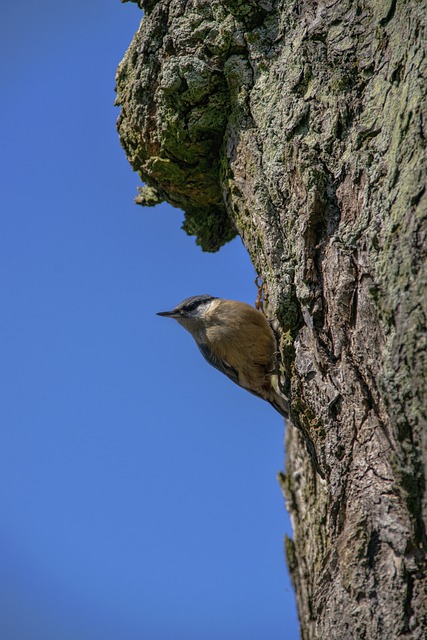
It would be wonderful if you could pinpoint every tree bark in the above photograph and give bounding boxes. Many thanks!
[116,0,427,637]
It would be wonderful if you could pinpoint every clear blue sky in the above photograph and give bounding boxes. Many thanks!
[0,2,299,638]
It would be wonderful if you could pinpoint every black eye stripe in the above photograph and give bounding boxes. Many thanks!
[184,300,201,312]
[176,295,216,313]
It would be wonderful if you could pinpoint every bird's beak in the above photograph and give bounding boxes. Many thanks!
[156,309,180,318]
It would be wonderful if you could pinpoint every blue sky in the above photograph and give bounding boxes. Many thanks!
[0,2,299,638]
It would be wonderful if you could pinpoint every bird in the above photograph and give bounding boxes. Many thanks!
[157,295,289,419]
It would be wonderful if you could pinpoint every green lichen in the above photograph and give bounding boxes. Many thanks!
[115,2,239,252]
[134,185,164,207]
[182,204,237,252]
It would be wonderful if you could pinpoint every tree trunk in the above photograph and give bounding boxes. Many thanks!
[115,0,427,637]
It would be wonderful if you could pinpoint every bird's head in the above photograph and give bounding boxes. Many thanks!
[157,295,218,336]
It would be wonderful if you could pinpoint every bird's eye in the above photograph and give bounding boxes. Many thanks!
[184,300,200,312]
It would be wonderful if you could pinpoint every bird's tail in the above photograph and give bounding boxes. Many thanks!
[269,375,289,419]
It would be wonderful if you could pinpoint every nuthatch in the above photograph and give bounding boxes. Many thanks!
[157,295,289,419]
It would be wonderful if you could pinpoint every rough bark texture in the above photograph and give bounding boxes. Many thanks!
[116,1,427,637]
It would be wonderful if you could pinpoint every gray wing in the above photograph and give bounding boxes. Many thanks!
[197,342,268,402]
[197,342,240,387]
[198,341,291,418]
